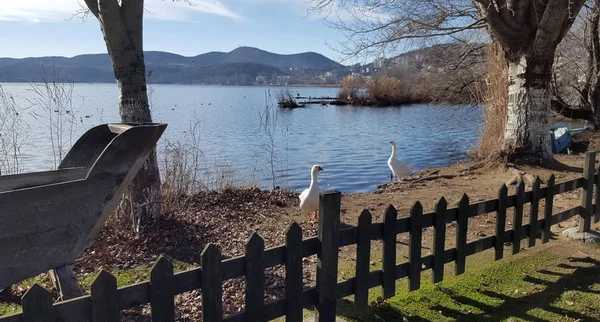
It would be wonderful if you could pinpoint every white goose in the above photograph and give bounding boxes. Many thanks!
[299,165,323,221]
[388,141,412,181]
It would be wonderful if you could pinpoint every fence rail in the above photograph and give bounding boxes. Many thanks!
[1,152,599,322]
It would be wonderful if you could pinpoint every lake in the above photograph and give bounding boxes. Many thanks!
[0,83,481,193]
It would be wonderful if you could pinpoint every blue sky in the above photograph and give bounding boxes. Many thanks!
[0,0,365,63]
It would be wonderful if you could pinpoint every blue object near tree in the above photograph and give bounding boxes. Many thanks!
[550,121,590,154]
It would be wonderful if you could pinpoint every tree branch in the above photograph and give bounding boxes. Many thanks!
[83,0,100,18]
[551,97,594,122]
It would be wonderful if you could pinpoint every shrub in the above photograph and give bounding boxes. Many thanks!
[470,41,508,161]
[338,75,427,106]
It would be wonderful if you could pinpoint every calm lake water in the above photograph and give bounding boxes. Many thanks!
[1,83,481,193]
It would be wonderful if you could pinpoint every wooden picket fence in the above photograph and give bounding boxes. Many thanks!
[2,151,600,322]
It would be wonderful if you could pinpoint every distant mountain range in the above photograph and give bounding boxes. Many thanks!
[0,47,344,84]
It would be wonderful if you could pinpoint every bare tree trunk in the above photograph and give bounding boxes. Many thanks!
[84,0,162,220]
[503,56,553,159]
[118,75,162,219]
[588,0,600,127]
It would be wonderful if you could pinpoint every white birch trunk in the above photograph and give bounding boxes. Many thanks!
[502,56,553,159]
[85,0,162,219]
[118,75,162,219]
[474,0,586,160]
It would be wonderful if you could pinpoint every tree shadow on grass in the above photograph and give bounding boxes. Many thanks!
[335,256,600,322]
[431,257,600,321]
[337,298,430,322]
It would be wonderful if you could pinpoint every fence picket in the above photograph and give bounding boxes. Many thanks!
[512,181,525,254]
[409,202,423,291]
[495,184,508,260]
[382,204,397,299]
[22,284,54,322]
[202,244,223,322]
[314,191,341,322]
[456,194,469,275]
[432,197,447,283]
[528,177,541,248]
[285,223,303,322]
[543,175,556,243]
[580,151,596,232]
[246,233,265,321]
[91,271,119,322]
[150,256,175,322]
[595,168,600,223]
[355,210,372,307]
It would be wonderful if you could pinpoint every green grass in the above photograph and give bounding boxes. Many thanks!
[79,260,195,291]
[336,247,600,322]
[0,260,196,317]
[0,274,51,316]
[0,303,20,316]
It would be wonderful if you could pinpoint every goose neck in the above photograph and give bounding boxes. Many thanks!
[310,173,319,187]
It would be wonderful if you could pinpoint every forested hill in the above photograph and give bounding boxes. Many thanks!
[0,47,343,84]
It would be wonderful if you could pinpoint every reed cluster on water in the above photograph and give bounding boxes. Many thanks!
[338,75,430,106]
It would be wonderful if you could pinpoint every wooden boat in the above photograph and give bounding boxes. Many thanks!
[0,123,167,289]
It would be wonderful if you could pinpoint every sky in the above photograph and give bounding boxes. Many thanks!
[0,0,367,63]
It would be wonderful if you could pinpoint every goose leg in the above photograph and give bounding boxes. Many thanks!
[312,209,318,221]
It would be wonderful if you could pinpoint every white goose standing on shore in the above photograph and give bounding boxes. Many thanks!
[388,141,412,181]
[299,165,323,221]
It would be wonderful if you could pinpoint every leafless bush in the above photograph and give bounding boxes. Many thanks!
[160,119,205,214]
[338,75,364,101]
[28,70,79,169]
[257,90,289,189]
[367,76,425,105]
[470,42,508,161]
[338,75,427,105]
[0,85,29,175]
[275,89,298,108]
[157,116,251,216]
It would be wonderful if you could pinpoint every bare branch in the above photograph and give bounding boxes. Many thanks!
[309,0,482,59]
[82,0,100,18]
